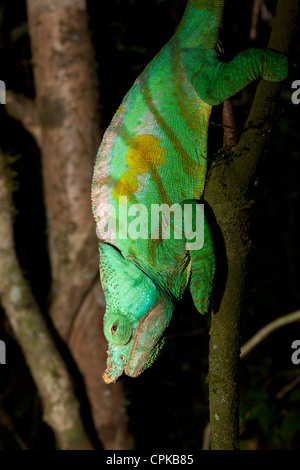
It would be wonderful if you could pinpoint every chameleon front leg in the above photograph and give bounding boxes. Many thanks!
[182,47,288,106]
[156,200,215,314]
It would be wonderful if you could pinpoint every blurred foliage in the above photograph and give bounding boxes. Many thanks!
[0,0,300,450]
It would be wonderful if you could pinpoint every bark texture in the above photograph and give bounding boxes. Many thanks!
[26,0,100,338]
[205,0,300,450]
[1,0,132,449]
[0,150,93,450]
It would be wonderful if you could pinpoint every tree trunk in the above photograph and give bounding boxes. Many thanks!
[205,0,300,450]
[0,150,94,450]
[25,0,132,449]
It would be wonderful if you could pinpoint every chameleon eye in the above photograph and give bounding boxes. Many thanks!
[104,314,132,346]
[214,40,224,57]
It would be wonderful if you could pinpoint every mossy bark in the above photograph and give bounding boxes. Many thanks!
[0,151,94,450]
[205,0,300,450]
[3,0,133,450]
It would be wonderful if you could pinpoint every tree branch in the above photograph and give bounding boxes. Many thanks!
[250,0,274,41]
[205,0,300,450]
[0,406,29,450]
[276,373,300,399]
[25,0,132,449]
[222,99,239,149]
[5,91,42,147]
[202,308,300,449]
[232,0,300,196]
[0,149,93,450]
[240,310,300,359]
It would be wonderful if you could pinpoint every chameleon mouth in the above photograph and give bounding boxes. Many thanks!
[125,302,169,378]
[102,366,124,384]
[102,367,124,384]
[126,335,166,378]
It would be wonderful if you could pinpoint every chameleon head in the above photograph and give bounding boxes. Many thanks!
[99,243,174,384]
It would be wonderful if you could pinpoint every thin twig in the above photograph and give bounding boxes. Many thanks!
[276,373,300,399]
[240,310,300,359]
[202,422,211,450]
[250,0,274,40]
[0,406,29,450]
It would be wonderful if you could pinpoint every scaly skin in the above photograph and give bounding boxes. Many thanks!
[91,0,288,383]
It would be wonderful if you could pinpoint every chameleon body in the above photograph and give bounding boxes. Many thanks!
[91,0,288,383]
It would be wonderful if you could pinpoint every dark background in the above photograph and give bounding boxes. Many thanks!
[0,0,300,450]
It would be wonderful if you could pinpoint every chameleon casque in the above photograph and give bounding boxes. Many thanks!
[91,0,288,383]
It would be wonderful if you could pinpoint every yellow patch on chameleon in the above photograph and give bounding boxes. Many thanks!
[112,135,166,200]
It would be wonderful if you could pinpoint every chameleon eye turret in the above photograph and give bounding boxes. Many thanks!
[104,314,132,346]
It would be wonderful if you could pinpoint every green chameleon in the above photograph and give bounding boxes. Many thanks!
[91,0,288,383]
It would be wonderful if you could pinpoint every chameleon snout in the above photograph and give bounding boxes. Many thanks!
[102,369,121,384]
[102,361,125,384]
